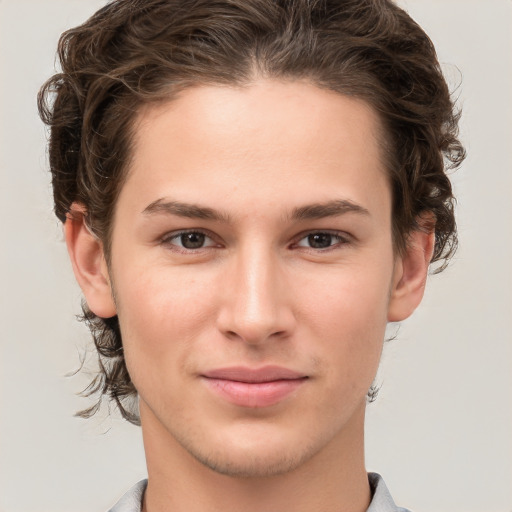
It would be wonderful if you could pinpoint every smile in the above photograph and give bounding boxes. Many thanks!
[201,366,308,408]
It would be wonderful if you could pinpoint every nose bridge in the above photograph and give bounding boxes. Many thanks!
[218,240,292,343]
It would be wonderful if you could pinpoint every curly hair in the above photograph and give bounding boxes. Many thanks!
[38,0,465,424]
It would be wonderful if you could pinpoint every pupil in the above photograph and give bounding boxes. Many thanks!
[181,232,205,249]
[308,233,332,248]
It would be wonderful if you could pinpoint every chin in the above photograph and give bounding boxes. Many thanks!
[176,425,324,479]
[189,445,312,478]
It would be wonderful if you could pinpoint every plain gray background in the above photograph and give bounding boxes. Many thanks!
[1,1,511,511]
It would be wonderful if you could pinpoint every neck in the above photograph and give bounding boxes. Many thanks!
[140,402,371,512]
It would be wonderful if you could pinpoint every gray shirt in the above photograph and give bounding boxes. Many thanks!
[108,472,410,512]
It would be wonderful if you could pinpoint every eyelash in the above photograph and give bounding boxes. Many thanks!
[160,229,352,253]
[292,230,351,251]
[160,229,219,253]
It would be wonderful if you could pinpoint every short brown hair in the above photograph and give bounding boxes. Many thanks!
[38,0,465,424]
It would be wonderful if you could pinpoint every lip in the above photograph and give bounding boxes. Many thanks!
[201,366,308,408]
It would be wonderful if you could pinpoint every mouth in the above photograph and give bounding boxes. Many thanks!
[201,366,308,408]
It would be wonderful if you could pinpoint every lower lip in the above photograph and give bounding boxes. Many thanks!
[202,378,306,408]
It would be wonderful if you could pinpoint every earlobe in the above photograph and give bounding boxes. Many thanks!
[64,203,117,318]
[387,225,435,322]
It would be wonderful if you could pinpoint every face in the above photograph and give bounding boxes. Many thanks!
[101,80,403,476]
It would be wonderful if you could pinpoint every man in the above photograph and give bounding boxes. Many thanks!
[38,0,464,510]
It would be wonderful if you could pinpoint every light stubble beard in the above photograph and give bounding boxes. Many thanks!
[174,435,322,479]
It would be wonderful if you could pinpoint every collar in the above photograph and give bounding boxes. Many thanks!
[108,472,410,512]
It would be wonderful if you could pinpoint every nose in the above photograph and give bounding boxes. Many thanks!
[216,245,296,345]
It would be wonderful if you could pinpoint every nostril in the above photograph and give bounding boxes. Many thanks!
[222,327,290,344]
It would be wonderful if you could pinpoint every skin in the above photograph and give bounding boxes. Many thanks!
[66,79,434,512]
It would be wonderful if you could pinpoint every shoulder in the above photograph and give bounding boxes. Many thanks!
[107,479,147,512]
[367,473,411,512]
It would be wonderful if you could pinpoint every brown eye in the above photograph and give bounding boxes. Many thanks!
[163,230,217,251]
[296,231,349,250]
[307,233,333,248]
[180,232,206,249]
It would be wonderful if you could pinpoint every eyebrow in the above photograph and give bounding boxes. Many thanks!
[290,199,370,220]
[142,198,231,222]
[142,198,370,222]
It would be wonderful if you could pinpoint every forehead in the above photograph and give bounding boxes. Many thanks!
[123,79,389,218]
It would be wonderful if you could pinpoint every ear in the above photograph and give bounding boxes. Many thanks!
[387,220,435,322]
[64,203,117,318]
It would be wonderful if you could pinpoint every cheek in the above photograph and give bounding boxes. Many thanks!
[297,261,392,378]
[301,259,392,327]
[112,265,217,369]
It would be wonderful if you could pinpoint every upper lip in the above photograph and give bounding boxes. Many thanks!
[201,366,307,383]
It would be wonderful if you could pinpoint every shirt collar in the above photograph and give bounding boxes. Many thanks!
[108,473,409,512]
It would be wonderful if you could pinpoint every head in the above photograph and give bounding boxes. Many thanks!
[39,0,464,427]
